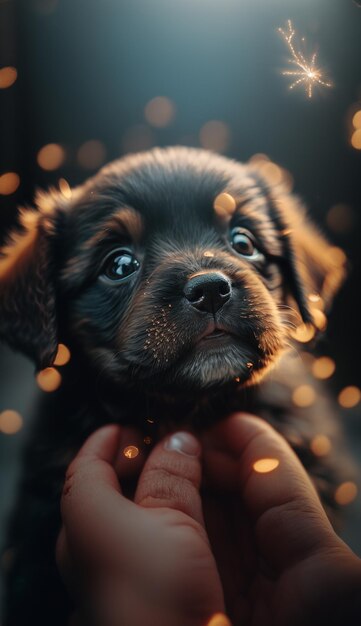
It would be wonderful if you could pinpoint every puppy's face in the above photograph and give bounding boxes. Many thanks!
[0,147,345,396]
[59,151,289,391]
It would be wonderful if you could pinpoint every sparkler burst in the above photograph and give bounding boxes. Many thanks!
[278,20,332,98]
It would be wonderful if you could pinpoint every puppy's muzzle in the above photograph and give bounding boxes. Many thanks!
[183,271,232,314]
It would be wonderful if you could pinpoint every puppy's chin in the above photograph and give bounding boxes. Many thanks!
[146,337,272,392]
[88,328,283,394]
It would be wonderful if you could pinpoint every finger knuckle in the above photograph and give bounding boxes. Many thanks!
[137,466,197,512]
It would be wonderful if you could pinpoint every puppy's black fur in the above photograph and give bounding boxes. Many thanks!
[0,147,352,625]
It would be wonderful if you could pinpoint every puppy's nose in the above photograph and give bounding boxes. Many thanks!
[184,272,232,313]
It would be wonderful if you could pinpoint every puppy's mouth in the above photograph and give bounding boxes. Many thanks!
[197,321,234,344]
[201,329,227,340]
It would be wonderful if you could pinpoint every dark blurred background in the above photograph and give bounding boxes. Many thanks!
[0,0,361,594]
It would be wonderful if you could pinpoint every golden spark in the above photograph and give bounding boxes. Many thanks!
[253,458,280,474]
[123,445,140,459]
[278,20,332,98]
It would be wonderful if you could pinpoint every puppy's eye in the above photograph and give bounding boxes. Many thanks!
[230,228,260,260]
[100,248,140,282]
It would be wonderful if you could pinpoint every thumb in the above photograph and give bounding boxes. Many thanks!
[59,424,137,563]
[134,431,205,527]
[204,414,344,573]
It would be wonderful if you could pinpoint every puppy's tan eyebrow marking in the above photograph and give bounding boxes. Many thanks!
[86,207,143,248]
[62,207,143,286]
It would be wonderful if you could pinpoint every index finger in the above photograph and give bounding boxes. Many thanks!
[202,413,342,573]
[60,425,138,562]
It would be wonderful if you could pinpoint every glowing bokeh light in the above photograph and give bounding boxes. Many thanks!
[312,356,336,380]
[199,120,230,152]
[144,96,175,128]
[37,143,65,171]
[54,344,71,366]
[351,128,361,150]
[0,66,17,89]
[352,110,361,128]
[36,367,62,392]
[143,436,152,445]
[0,172,20,195]
[290,323,315,343]
[338,386,361,409]
[253,458,280,474]
[308,293,321,304]
[213,192,236,218]
[292,385,316,407]
[310,308,327,332]
[0,410,23,435]
[310,434,332,457]
[207,612,232,626]
[335,481,358,506]
[279,20,332,99]
[123,445,140,459]
[77,140,106,169]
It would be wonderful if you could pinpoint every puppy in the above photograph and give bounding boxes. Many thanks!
[0,147,352,626]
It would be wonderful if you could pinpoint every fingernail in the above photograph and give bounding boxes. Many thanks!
[164,432,200,457]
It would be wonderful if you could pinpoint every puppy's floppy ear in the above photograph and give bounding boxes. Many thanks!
[287,207,346,311]
[270,186,346,323]
[0,194,65,370]
[248,162,346,322]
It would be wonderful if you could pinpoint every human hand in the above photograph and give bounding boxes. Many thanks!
[56,425,225,626]
[57,415,361,626]
[200,413,361,626]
